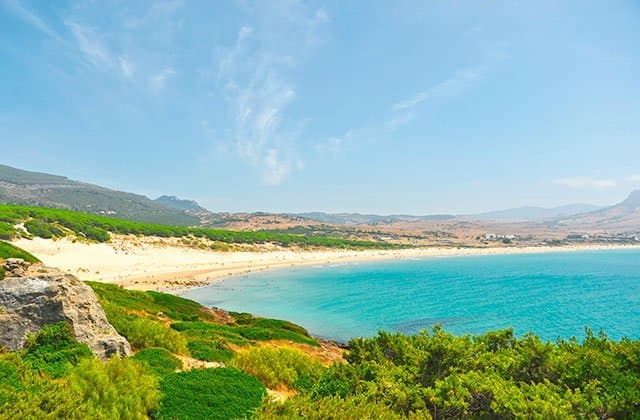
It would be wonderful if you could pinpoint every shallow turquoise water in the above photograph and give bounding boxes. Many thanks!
[181,250,640,342]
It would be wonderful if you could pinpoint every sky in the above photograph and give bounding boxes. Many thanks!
[1,0,639,214]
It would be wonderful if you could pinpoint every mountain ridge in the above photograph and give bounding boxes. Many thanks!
[0,164,199,226]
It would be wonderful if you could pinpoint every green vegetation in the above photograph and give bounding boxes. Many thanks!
[88,282,319,355]
[187,339,234,362]
[0,204,407,249]
[133,348,183,376]
[0,240,39,263]
[22,322,93,378]
[258,396,410,419]
[108,314,189,354]
[231,346,323,389]
[262,327,640,419]
[157,368,266,420]
[0,222,17,240]
[0,323,159,419]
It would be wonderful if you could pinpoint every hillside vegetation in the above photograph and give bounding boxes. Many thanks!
[0,204,405,249]
[0,164,199,225]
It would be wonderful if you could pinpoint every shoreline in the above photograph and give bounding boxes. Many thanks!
[12,237,640,292]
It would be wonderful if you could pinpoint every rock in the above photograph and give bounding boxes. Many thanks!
[0,261,131,359]
[2,258,33,278]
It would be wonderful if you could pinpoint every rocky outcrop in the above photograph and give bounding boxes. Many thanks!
[0,259,131,359]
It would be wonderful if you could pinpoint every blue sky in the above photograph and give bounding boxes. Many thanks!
[1,0,639,214]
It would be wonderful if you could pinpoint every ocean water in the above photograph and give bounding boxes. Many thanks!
[181,249,640,342]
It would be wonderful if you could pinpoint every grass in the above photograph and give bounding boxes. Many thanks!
[133,348,183,376]
[0,203,407,249]
[0,241,40,263]
[87,282,319,366]
[172,320,318,348]
[157,368,266,420]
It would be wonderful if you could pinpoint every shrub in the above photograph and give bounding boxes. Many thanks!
[107,313,188,354]
[231,346,324,389]
[157,368,266,420]
[187,340,233,362]
[22,322,93,378]
[23,219,64,239]
[133,348,183,376]
[0,222,16,240]
[257,396,411,419]
[69,357,160,419]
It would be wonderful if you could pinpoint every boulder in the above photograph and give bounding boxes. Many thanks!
[0,261,131,359]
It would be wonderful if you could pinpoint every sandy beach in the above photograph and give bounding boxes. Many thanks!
[12,236,640,291]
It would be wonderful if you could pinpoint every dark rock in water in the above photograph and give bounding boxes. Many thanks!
[0,260,131,359]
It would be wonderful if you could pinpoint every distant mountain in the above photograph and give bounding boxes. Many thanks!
[154,195,207,212]
[556,190,640,231]
[0,164,199,226]
[471,204,603,221]
[294,212,456,225]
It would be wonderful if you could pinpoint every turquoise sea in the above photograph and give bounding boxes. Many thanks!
[181,249,640,342]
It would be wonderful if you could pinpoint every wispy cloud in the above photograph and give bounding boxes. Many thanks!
[316,130,352,157]
[66,21,113,70]
[554,177,617,189]
[149,67,176,93]
[119,56,135,79]
[215,2,328,185]
[387,67,483,130]
[1,0,61,41]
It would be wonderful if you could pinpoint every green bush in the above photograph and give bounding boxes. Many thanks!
[0,222,16,240]
[187,340,233,362]
[106,313,188,354]
[22,322,93,378]
[133,348,183,376]
[0,241,40,263]
[231,346,324,389]
[0,351,159,419]
[157,368,266,420]
[69,357,160,419]
[23,219,64,239]
[257,396,411,420]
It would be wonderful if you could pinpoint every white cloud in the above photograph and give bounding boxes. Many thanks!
[316,130,352,156]
[215,4,328,186]
[262,148,291,186]
[631,174,640,182]
[392,69,481,111]
[554,177,617,189]
[149,67,176,93]
[387,68,482,130]
[118,56,135,79]
[1,0,61,41]
[66,21,113,69]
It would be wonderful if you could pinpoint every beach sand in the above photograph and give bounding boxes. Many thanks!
[12,236,639,291]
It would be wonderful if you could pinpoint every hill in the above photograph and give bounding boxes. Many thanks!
[556,190,640,232]
[294,212,456,225]
[154,195,208,212]
[0,164,199,225]
[471,203,603,221]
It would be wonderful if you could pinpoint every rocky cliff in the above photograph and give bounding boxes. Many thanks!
[0,259,131,359]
